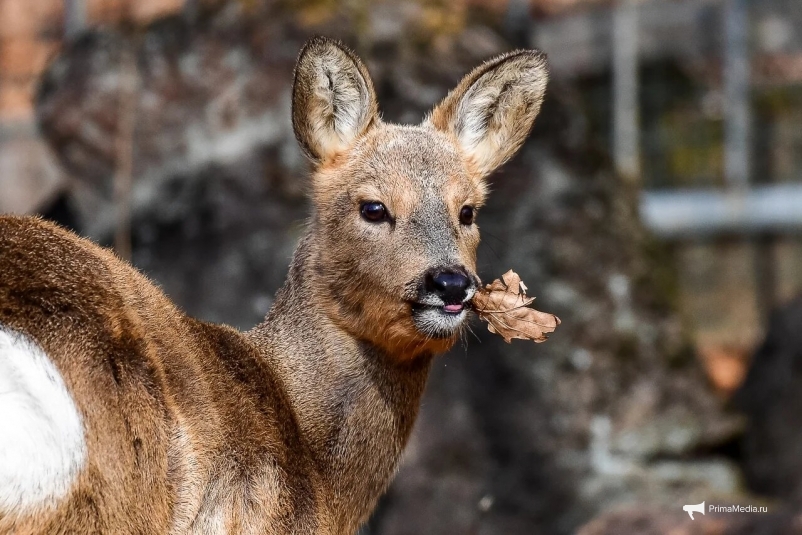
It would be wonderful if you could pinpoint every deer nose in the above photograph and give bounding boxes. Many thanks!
[425,268,472,304]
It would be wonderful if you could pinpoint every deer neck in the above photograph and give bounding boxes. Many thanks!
[248,233,432,528]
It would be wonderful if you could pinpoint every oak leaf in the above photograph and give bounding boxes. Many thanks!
[471,270,560,343]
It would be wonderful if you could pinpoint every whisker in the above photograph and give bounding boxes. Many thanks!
[481,229,509,248]
[464,322,481,344]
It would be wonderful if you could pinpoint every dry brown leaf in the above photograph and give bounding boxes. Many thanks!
[471,270,561,343]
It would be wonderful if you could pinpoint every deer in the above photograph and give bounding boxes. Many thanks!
[0,37,548,534]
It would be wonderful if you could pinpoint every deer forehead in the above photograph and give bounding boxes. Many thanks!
[339,126,483,215]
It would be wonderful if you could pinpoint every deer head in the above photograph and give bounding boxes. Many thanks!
[292,37,549,359]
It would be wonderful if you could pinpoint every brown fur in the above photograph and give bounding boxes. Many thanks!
[0,37,547,534]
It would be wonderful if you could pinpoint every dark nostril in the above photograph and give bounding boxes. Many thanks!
[432,272,470,292]
[426,269,471,303]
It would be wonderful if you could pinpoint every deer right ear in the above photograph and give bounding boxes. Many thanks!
[292,37,379,164]
[427,50,549,178]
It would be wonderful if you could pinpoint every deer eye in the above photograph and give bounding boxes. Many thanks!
[360,201,388,223]
[459,206,475,225]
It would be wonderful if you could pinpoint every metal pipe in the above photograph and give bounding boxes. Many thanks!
[640,185,802,238]
[723,0,751,190]
[612,0,640,182]
[64,0,86,40]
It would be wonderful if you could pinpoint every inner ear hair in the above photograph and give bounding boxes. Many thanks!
[427,50,549,178]
[292,37,379,164]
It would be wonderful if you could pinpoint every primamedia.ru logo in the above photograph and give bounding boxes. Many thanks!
[683,501,768,520]
[709,504,768,513]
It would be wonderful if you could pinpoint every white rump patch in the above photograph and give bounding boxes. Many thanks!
[0,326,86,513]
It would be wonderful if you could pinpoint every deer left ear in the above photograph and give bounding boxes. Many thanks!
[292,37,379,165]
[427,50,549,178]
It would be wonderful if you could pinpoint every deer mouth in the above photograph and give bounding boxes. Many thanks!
[409,299,472,339]
[442,303,464,314]
[411,301,467,314]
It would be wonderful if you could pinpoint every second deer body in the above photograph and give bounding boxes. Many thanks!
[0,37,548,534]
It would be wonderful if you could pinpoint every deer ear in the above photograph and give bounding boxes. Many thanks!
[292,37,379,164]
[427,50,549,178]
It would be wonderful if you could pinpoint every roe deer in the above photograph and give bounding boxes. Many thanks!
[0,37,548,534]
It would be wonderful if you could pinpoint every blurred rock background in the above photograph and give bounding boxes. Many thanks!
[2,0,802,533]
